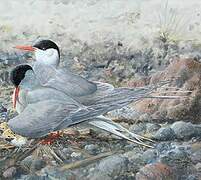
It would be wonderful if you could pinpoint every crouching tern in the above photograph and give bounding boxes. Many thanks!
[8,39,180,147]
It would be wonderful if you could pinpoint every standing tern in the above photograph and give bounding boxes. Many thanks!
[7,39,180,147]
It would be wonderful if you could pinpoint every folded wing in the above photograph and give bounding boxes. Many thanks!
[32,63,97,97]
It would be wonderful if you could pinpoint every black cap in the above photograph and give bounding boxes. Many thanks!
[10,64,33,87]
[33,39,60,58]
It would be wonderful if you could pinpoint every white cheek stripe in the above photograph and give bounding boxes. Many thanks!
[35,48,60,67]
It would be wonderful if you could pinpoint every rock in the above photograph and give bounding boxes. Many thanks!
[160,148,190,166]
[124,151,145,173]
[171,121,196,139]
[70,152,83,160]
[18,175,46,180]
[62,147,73,154]
[195,163,201,171]
[191,150,201,164]
[84,144,99,155]
[88,155,128,180]
[62,147,74,158]
[136,163,175,180]
[142,149,158,163]
[20,156,33,169]
[129,123,146,135]
[40,166,76,180]
[159,148,193,177]
[20,156,46,171]
[154,127,176,141]
[184,175,200,180]
[146,123,161,133]
[194,125,201,137]
[0,104,7,113]
[31,159,46,171]
[156,142,173,154]
[3,166,17,178]
[132,59,201,123]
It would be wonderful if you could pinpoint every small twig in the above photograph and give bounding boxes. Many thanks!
[49,146,63,164]
[60,151,116,171]
[15,143,39,162]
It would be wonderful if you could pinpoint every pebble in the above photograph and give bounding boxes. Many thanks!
[142,149,158,163]
[84,144,99,155]
[156,142,173,153]
[185,175,200,180]
[159,148,192,176]
[20,156,46,171]
[62,147,74,158]
[40,166,76,179]
[136,163,175,180]
[0,104,7,113]
[195,163,201,171]
[129,123,146,135]
[20,156,33,169]
[191,149,201,163]
[3,167,17,178]
[18,175,46,180]
[171,121,196,139]
[31,159,46,171]
[154,127,176,141]
[88,155,128,179]
[71,152,83,159]
[124,151,145,173]
[146,123,161,133]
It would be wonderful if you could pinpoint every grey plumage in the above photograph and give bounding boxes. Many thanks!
[8,62,174,147]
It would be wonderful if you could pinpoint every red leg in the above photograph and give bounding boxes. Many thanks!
[40,131,62,145]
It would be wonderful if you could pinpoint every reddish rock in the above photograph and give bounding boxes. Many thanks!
[136,162,175,180]
[130,58,201,122]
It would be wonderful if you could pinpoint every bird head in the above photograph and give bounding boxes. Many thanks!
[15,39,60,67]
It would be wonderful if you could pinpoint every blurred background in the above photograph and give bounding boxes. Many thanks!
[1,0,201,83]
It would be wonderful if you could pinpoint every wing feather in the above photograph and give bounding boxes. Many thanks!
[32,63,97,97]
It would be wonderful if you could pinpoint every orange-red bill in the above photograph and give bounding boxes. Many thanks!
[12,87,20,109]
[15,45,36,51]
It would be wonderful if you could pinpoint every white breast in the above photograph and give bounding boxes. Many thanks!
[15,89,28,114]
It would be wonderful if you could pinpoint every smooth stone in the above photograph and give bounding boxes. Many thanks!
[84,144,99,155]
[171,121,196,139]
[31,159,46,171]
[154,127,176,141]
[40,167,76,180]
[129,123,146,135]
[191,150,201,164]
[88,154,128,179]
[156,142,173,153]
[146,123,161,133]
[124,151,145,173]
[3,167,17,178]
[136,163,175,180]
[142,149,158,163]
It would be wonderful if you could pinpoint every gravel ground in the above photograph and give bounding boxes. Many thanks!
[0,91,201,180]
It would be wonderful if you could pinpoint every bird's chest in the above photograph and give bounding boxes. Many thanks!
[15,89,28,114]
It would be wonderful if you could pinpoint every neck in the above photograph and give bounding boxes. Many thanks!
[39,58,60,67]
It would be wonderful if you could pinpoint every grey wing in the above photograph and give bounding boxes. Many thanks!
[32,63,97,97]
[8,95,125,139]
[77,81,114,105]
[8,87,146,138]
[8,82,166,138]
[8,99,91,138]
